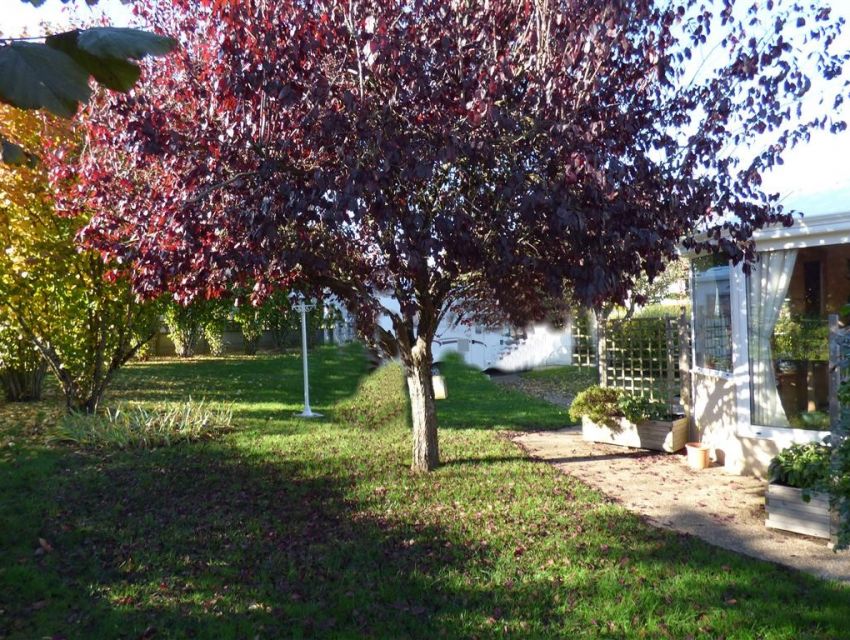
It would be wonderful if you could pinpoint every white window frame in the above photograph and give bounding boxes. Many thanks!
[729,211,850,444]
[690,257,735,379]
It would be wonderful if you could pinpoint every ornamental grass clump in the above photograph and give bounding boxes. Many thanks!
[53,400,234,449]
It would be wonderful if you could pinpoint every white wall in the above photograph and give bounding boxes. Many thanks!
[374,294,573,371]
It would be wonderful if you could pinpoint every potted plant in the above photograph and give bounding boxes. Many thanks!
[765,442,833,539]
[569,385,687,453]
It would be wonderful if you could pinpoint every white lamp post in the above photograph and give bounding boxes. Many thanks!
[294,295,322,418]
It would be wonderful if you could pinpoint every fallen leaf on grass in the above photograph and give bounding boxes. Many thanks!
[34,537,53,555]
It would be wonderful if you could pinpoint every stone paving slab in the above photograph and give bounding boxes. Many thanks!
[513,427,850,583]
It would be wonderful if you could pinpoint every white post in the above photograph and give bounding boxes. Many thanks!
[294,296,321,418]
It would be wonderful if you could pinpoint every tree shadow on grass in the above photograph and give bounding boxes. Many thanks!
[9,444,486,639]
[4,439,850,640]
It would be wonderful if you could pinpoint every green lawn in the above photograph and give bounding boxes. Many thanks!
[1,345,848,639]
[520,365,598,400]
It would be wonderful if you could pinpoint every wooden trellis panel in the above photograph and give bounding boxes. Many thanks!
[570,311,597,368]
[599,312,690,416]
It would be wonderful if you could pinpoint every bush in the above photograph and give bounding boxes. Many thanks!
[164,303,204,357]
[569,386,622,425]
[204,320,227,356]
[233,303,264,355]
[617,393,666,423]
[635,303,690,319]
[768,443,832,489]
[569,385,665,426]
[335,361,407,430]
[53,400,234,449]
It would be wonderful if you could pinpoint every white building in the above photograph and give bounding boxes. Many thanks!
[687,207,850,476]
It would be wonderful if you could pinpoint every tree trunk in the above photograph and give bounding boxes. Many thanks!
[0,362,47,402]
[407,337,439,472]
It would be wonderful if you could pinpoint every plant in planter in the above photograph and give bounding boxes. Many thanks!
[569,385,686,453]
[765,442,836,539]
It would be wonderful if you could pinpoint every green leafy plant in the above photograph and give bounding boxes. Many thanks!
[772,307,829,363]
[163,300,218,357]
[203,301,230,357]
[52,400,234,450]
[232,300,266,355]
[788,411,831,430]
[768,443,832,490]
[569,386,622,426]
[570,385,668,427]
[616,393,667,424]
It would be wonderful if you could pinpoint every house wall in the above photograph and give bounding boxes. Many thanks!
[692,371,736,464]
[692,370,784,477]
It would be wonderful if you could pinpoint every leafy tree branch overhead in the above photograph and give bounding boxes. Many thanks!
[1,0,176,164]
[56,0,849,471]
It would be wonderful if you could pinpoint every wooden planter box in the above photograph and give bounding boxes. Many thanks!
[765,482,832,540]
[581,415,688,453]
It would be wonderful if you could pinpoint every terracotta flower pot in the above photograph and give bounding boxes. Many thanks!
[685,442,711,470]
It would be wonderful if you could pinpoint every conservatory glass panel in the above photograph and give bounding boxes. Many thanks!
[747,245,840,430]
[692,256,732,373]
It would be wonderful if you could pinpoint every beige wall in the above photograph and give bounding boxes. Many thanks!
[692,371,736,465]
[692,371,795,478]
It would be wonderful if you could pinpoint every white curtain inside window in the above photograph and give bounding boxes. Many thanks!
[749,249,798,426]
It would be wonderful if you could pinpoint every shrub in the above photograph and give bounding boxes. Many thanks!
[164,302,203,357]
[569,385,666,426]
[53,400,234,449]
[233,303,264,355]
[635,303,690,319]
[335,361,407,430]
[204,299,231,356]
[0,105,158,413]
[616,393,667,423]
[768,443,832,490]
[569,386,622,425]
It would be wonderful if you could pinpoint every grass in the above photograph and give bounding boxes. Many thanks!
[0,344,848,639]
[520,364,598,399]
[53,400,234,449]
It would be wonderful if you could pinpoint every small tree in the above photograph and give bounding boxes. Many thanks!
[163,300,205,358]
[67,1,850,470]
[203,300,231,357]
[232,301,265,356]
[0,108,157,413]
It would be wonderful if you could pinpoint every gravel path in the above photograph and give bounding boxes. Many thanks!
[513,426,850,583]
